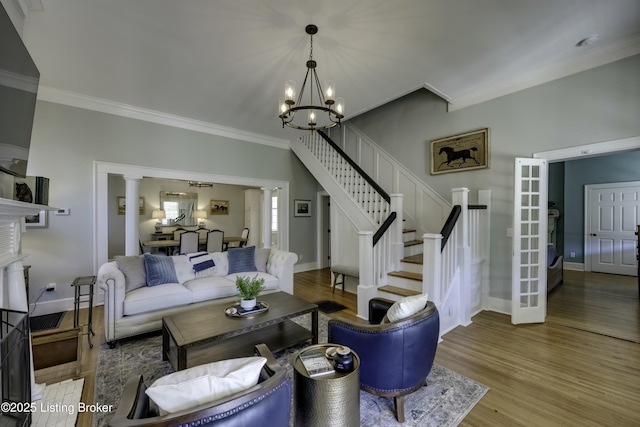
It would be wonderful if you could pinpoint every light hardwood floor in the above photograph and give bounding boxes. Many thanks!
[35,268,639,427]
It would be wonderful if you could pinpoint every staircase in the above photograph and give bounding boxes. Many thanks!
[381,229,423,296]
[291,125,491,335]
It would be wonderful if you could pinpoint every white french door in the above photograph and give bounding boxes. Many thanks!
[512,158,548,324]
[585,182,640,276]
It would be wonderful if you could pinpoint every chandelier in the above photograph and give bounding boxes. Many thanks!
[279,25,345,131]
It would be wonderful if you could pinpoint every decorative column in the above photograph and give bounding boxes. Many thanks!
[262,187,272,248]
[123,175,142,256]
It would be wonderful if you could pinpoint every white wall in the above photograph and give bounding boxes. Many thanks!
[24,101,319,315]
[348,54,640,302]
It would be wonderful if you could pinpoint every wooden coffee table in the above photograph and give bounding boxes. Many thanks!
[162,291,318,371]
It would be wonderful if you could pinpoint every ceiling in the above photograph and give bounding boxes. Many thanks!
[20,0,640,145]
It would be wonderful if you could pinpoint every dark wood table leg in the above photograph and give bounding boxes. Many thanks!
[162,322,168,361]
[311,308,319,344]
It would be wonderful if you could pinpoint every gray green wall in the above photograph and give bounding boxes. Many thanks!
[348,54,640,302]
[558,150,640,264]
[24,101,318,312]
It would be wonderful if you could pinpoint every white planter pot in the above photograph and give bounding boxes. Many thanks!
[240,298,257,310]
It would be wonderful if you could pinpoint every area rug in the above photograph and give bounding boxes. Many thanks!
[30,311,64,332]
[315,299,348,313]
[93,314,488,427]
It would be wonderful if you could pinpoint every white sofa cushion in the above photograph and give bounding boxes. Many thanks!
[172,255,196,284]
[211,252,229,276]
[255,248,270,272]
[225,272,279,292]
[183,276,238,303]
[124,283,193,316]
[145,356,266,414]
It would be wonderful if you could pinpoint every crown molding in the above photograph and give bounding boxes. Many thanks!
[447,35,640,112]
[37,86,292,149]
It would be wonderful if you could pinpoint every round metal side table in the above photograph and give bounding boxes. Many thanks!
[293,343,360,427]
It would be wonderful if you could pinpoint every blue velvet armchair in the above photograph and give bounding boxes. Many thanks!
[107,344,291,427]
[328,297,440,423]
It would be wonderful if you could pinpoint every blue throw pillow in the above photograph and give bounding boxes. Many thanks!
[228,246,257,275]
[144,254,178,286]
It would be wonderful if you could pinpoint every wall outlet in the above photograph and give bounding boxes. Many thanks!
[570,252,576,258]
[46,283,56,292]
[299,254,304,261]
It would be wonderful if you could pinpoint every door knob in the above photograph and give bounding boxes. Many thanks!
[590,233,597,236]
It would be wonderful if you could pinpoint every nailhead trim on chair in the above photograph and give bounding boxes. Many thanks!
[175,380,289,427]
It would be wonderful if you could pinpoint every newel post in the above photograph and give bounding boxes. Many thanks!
[452,187,472,326]
[422,233,442,304]
[357,231,376,320]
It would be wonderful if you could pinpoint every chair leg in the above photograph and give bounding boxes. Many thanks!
[394,395,405,423]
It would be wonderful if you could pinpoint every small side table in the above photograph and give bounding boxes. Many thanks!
[71,275,96,348]
[293,344,360,427]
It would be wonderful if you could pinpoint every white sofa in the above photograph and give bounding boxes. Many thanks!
[97,247,298,346]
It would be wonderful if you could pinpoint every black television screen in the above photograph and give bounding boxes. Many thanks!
[0,2,40,178]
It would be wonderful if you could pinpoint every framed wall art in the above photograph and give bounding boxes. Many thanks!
[25,210,47,227]
[117,196,145,215]
[430,128,489,175]
[210,199,229,215]
[294,199,311,217]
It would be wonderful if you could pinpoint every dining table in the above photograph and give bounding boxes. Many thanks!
[142,236,247,252]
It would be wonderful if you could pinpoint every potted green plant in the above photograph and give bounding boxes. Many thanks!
[235,275,265,309]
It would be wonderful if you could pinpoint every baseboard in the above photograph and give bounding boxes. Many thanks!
[294,261,318,273]
[29,293,105,317]
[563,261,584,271]
[486,296,511,315]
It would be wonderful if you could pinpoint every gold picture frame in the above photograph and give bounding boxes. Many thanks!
[210,199,229,215]
[430,128,489,175]
[117,196,145,215]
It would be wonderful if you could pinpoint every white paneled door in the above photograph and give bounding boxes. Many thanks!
[512,158,548,324]
[586,182,640,276]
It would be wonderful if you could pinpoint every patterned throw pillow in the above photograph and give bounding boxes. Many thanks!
[187,252,216,278]
[227,246,258,275]
[143,254,178,286]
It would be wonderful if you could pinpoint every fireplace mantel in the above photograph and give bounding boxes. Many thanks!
[0,196,56,401]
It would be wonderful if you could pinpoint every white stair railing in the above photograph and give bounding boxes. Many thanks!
[300,132,391,225]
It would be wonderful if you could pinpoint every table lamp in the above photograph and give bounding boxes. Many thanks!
[151,209,166,232]
[193,210,208,228]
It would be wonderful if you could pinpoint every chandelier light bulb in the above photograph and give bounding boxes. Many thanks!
[308,110,316,125]
[279,98,288,117]
[336,97,345,117]
[285,80,296,104]
[325,81,335,103]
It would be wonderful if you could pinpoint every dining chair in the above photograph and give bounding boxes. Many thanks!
[196,227,209,251]
[173,228,187,240]
[178,231,199,254]
[206,229,224,253]
[239,227,250,247]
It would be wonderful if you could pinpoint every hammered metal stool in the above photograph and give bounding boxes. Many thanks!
[293,343,360,427]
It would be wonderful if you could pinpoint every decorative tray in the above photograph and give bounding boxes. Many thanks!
[225,301,270,318]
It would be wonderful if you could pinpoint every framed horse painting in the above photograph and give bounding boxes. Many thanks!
[430,128,489,174]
